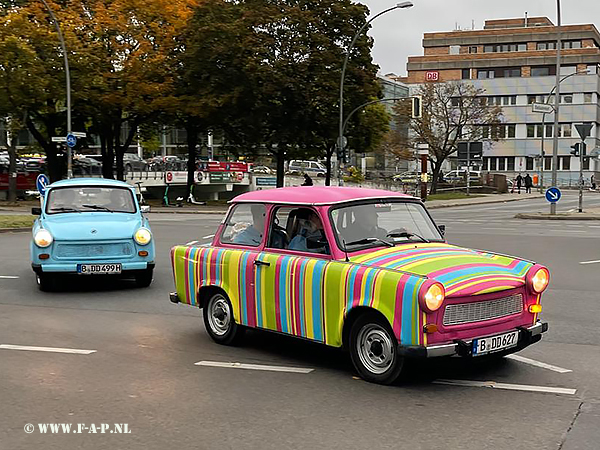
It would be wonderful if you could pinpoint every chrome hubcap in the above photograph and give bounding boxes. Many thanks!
[208,296,231,336]
[357,324,394,375]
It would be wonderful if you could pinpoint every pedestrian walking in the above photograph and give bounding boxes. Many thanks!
[515,173,523,194]
[591,174,596,191]
[524,173,532,194]
[301,173,313,186]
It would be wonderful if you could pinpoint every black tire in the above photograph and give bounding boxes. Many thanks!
[349,313,404,385]
[36,273,55,292]
[135,268,153,288]
[203,292,244,345]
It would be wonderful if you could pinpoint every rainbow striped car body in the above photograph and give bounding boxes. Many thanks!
[170,187,548,360]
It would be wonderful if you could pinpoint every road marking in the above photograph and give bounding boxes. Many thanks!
[589,226,600,229]
[483,227,517,231]
[202,234,215,239]
[434,379,576,395]
[580,259,600,265]
[195,361,314,373]
[185,240,199,245]
[506,355,572,373]
[0,275,19,279]
[0,344,96,355]
[561,230,586,233]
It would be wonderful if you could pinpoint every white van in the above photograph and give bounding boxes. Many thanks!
[287,160,327,177]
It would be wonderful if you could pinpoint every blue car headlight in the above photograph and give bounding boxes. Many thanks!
[134,228,152,246]
[34,229,53,248]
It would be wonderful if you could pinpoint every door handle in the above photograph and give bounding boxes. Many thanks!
[254,259,270,267]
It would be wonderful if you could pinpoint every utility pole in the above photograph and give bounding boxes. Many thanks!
[466,142,471,196]
[550,0,562,215]
[574,123,593,213]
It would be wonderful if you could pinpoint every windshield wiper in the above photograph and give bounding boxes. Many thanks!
[50,207,80,213]
[345,237,394,248]
[81,204,113,212]
[387,231,429,243]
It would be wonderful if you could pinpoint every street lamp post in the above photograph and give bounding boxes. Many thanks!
[550,0,562,214]
[40,0,72,179]
[337,1,413,185]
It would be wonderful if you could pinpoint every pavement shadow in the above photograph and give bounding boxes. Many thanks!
[48,274,141,293]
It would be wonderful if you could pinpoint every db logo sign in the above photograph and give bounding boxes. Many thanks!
[425,71,439,82]
[166,172,173,183]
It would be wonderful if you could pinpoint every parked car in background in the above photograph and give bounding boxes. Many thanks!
[170,186,549,385]
[123,153,147,172]
[250,165,273,174]
[30,178,155,291]
[444,169,482,183]
[287,160,326,177]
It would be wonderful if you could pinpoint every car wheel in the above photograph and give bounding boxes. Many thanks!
[203,292,244,345]
[349,313,404,385]
[135,268,153,288]
[36,273,55,292]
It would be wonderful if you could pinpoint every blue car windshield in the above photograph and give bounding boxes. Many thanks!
[46,186,136,214]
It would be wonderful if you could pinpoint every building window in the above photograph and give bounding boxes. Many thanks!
[561,94,573,104]
[560,66,577,76]
[451,97,460,107]
[462,69,471,80]
[527,125,535,138]
[490,157,497,171]
[507,157,515,171]
[526,157,534,170]
[498,158,506,171]
[483,43,527,53]
[508,125,516,138]
[583,157,590,170]
[545,125,553,138]
[531,66,556,77]
[450,45,461,55]
[469,46,478,54]
[561,156,571,171]
[478,70,494,79]
[562,124,572,137]
[587,64,599,75]
[544,157,552,170]
[562,40,582,49]
[584,93,593,103]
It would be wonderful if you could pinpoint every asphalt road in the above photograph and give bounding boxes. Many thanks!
[2,192,600,450]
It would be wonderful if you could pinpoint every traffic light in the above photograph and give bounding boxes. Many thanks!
[570,143,580,157]
[411,96,422,119]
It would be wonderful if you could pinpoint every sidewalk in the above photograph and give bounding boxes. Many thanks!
[424,192,542,209]
[516,207,600,220]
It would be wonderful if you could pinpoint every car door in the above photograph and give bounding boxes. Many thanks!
[252,206,331,343]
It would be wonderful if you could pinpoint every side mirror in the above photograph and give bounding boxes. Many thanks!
[141,205,151,213]
[32,207,42,215]
[438,224,446,236]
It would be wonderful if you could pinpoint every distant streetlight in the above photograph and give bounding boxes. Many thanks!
[40,0,73,179]
[337,2,413,185]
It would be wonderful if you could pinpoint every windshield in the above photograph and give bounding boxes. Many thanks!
[330,201,443,251]
[46,186,136,214]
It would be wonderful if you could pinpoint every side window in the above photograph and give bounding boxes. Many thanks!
[220,203,266,247]
[284,207,330,254]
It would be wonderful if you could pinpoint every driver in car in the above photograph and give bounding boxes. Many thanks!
[348,205,387,241]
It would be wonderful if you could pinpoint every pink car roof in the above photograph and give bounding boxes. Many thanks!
[231,186,418,205]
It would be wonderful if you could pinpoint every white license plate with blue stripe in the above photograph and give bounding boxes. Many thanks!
[472,331,519,356]
[77,263,122,275]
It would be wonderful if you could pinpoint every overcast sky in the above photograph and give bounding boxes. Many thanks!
[357,0,600,76]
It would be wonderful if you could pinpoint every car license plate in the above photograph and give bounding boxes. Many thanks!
[77,263,122,275]
[472,330,519,356]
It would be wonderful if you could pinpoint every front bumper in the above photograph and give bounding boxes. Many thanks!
[398,321,549,358]
[32,262,154,274]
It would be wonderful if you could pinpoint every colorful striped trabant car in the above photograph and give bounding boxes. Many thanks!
[170,187,549,384]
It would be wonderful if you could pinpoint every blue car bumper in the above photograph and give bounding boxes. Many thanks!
[32,261,153,273]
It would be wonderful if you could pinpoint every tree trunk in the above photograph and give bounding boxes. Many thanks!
[430,159,442,195]
[185,121,199,199]
[25,115,64,182]
[276,147,285,188]
[114,121,124,181]
[102,126,115,179]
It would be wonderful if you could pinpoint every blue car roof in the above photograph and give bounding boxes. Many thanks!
[48,178,133,189]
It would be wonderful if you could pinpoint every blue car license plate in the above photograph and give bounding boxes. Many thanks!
[77,263,122,275]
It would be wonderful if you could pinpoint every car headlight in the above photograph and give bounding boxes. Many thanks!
[134,228,152,245]
[419,281,445,313]
[34,229,53,248]
[527,266,549,294]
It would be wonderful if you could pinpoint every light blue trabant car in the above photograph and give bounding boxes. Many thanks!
[30,178,155,291]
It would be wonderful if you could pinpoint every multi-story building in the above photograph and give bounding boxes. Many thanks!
[397,16,600,185]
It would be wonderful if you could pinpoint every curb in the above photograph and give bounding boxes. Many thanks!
[0,227,30,233]
[148,209,228,215]
[426,195,543,210]
[515,213,600,220]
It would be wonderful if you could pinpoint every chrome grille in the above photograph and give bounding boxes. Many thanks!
[443,294,523,326]
[56,242,134,259]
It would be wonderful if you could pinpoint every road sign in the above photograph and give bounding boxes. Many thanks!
[66,134,77,148]
[575,124,593,141]
[71,131,87,138]
[51,136,67,143]
[36,174,49,196]
[545,187,561,203]
[532,103,554,114]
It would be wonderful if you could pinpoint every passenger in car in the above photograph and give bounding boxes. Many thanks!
[288,210,328,254]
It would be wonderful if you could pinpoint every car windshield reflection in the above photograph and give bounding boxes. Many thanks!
[46,187,136,214]
[331,201,443,250]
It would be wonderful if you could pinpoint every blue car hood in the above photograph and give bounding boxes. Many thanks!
[42,213,143,241]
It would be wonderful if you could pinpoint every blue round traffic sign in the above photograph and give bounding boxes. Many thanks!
[66,134,77,148]
[36,174,49,195]
[545,187,561,203]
